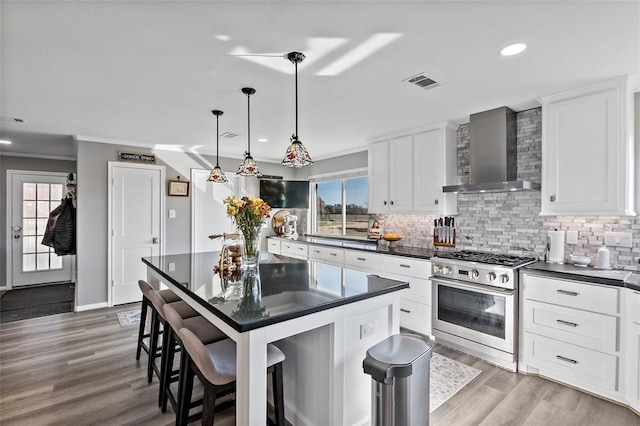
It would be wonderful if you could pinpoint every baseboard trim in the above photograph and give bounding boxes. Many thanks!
[0,286,8,291]
[75,302,108,312]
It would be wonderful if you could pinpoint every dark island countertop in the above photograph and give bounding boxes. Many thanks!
[142,251,409,332]
[523,261,640,291]
[270,235,437,260]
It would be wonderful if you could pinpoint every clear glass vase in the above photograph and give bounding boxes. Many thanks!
[240,226,262,269]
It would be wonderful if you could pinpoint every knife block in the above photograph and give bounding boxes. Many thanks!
[433,229,456,247]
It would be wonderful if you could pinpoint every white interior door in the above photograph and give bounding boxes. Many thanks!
[110,163,164,305]
[7,170,73,287]
[191,169,241,253]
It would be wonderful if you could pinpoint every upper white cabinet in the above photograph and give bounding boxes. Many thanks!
[413,123,458,214]
[539,76,636,216]
[368,122,458,214]
[369,135,413,212]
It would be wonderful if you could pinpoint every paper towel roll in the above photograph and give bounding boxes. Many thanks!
[548,230,565,263]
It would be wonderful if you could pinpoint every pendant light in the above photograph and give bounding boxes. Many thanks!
[281,51,313,167]
[237,87,261,176]
[207,110,229,183]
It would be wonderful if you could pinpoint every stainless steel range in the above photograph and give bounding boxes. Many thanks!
[431,250,536,371]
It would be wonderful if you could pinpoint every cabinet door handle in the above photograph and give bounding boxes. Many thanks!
[434,199,439,205]
[357,257,366,261]
[390,200,394,205]
[330,253,337,256]
[556,355,578,365]
[313,250,320,253]
[383,201,387,205]
[550,195,556,202]
[557,289,579,296]
[400,264,411,268]
[400,308,411,313]
[556,319,578,327]
[298,247,305,251]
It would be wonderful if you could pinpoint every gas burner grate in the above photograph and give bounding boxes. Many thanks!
[435,250,536,268]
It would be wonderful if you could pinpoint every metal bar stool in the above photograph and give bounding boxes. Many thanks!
[176,324,286,426]
[151,294,227,414]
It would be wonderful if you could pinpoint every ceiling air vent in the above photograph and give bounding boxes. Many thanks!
[219,132,239,138]
[404,73,439,90]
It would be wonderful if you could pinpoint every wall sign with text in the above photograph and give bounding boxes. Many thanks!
[118,151,156,164]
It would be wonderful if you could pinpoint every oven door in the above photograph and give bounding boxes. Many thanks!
[432,276,515,354]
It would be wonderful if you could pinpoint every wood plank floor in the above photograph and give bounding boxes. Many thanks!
[1,305,638,425]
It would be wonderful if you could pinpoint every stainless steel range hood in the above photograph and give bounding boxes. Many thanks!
[443,106,540,193]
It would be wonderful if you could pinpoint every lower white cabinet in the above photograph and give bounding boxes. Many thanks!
[280,241,308,260]
[308,244,345,264]
[267,238,281,254]
[520,273,624,403]
[625,289,640,411]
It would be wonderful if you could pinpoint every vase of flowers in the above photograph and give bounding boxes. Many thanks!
[223,195,271,269]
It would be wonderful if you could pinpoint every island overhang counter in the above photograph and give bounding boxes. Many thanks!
[142,252,409,426]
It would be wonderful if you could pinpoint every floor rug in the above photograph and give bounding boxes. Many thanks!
[0,283,75,323]
[430,352,481,412]
[117,309,141,327]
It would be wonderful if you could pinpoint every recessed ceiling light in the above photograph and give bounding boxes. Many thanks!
[500,43,527,56]
[258,138,268,142]
[0,140,12,144]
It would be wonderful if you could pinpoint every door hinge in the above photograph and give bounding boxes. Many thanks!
[112,229,115,236]
[111,279,115,287]
[112,178,115,185]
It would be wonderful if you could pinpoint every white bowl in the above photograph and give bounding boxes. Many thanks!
[569,254,591,267]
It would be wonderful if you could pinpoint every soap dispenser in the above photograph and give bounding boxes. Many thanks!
[596,243,611,270]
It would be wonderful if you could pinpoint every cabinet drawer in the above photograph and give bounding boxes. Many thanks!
[344,250,383,271]
[629,289,640,325]
[280,241,308,259]
[396,277,430,305]
[523,332,618,392]
[267,239,281,254]
[400,298,431,335]
[522,275,620,315]
[524,300,618,353]
[308,245,345,264]
[382,256,430,279]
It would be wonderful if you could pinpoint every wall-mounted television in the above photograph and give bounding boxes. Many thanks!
[259,179,310,209]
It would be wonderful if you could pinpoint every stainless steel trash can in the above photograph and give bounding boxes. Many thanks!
[363,333,433,426]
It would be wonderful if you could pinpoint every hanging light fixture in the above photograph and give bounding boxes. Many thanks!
[237,87,261,176]
[281,51,313,167]
[207,110,229,183]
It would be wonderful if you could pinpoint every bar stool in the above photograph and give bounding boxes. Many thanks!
[177,326,286,426]
[156,298,227,413]
[138,280,200,384]
[136,280,181,361]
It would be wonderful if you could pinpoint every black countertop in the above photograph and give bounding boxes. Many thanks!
[142,252,409,332]
[271,235,437,260]
[523,261,640,291]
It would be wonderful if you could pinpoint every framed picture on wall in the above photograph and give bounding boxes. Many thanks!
[168,179,189,196]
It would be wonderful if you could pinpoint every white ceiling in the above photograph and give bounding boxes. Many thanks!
[1,1,639,162]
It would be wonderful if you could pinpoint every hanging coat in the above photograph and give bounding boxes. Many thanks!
[52,198,76,255]
[41,203,64,248]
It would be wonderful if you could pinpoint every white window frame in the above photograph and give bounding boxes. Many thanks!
[309,168,368,238]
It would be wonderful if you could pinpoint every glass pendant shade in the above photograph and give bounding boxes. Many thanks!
[207,109,229,183]
[281,135,313,167]
[237,152,260,176]
[208,165,228,183]
[282,51,313,167]
[237,87,260,177]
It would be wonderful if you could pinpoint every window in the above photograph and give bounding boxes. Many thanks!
[312,173,369,237]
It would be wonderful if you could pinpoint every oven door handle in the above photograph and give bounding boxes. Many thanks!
[429,276,516,295]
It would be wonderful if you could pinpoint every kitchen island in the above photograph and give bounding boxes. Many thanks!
[143,251,409,426]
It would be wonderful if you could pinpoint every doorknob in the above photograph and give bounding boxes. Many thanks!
[152,237,159,244]
[12,225,22,239]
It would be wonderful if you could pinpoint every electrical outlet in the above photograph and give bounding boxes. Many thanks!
[566,230,578,244]
[168,209,176,219]
[604,231,633,248]
[360,322,376,339]
[168,262,175,271]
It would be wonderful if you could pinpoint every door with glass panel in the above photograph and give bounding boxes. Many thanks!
[8,171,72,287]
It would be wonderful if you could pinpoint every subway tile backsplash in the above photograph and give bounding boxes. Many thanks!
[380,108,640,271]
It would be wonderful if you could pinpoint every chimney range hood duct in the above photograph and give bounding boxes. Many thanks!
[443,106,540,193]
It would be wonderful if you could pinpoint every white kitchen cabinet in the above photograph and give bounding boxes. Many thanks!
[413,123,458,214]
[267,238,281,254]
[520,273,625,404]
[538,75,636,216]
[368,122,458,214]
[308,244,344,265]
[368,136,413,213]
[280,240,309,260]
[625,289,640,412]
